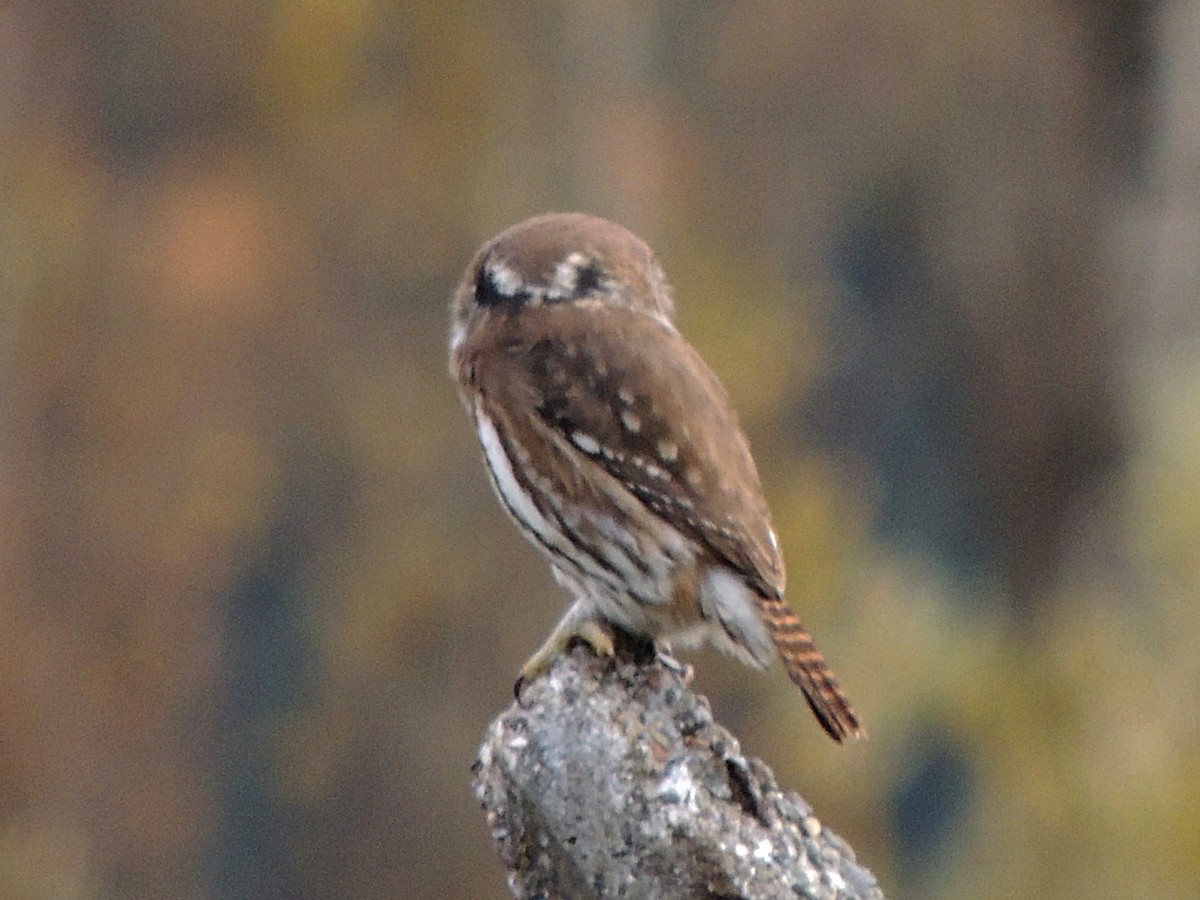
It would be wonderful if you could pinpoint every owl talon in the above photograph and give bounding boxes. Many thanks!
[517,608,617,692]
[574,618,617,659]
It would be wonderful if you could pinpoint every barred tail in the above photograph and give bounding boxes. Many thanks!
[758,597,864,742]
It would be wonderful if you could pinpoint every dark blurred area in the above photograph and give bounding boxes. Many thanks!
[2,2,1197,898]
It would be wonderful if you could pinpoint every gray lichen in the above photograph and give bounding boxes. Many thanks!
[473,645,885,899]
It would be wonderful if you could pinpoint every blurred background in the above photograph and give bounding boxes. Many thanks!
[1,1,1197,898]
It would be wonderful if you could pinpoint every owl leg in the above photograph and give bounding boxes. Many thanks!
[516,600,616,695]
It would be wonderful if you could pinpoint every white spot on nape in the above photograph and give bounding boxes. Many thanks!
[617,388,635,406]
[570,431,601,455]
[656,439,678,462]
[621,411,641,433]
[547,251,590,300]
[486,258,522,297]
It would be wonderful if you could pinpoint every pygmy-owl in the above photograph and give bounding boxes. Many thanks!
[449,213,863,742]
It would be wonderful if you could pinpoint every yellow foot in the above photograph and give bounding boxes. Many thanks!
[514,612,616,699]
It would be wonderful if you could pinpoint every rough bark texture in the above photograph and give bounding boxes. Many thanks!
[472,643,884,899]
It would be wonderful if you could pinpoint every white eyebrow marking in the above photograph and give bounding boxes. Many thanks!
[548,251,591,300]
[486,258,522,296]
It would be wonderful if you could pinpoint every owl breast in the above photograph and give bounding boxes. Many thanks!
[473,402,704,637]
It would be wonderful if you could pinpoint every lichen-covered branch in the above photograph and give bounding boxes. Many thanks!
[472,644,884,899]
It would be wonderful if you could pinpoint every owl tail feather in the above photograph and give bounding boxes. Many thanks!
[757,597,864,743]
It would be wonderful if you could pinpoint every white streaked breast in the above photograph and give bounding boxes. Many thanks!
[473,401,698,638]
[475,408,563,549]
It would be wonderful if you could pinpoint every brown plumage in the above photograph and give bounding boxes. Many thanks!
[757,597,862,742]
[450,213,863,742]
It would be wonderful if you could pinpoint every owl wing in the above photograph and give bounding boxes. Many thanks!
[473,302,786,600]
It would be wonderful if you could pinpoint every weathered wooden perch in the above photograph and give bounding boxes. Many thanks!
[472,640,884,899]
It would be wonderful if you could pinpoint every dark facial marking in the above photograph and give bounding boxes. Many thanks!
[571,259,605,298]
[474,258,530,308]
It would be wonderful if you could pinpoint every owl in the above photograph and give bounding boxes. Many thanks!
[450,213,862,741]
